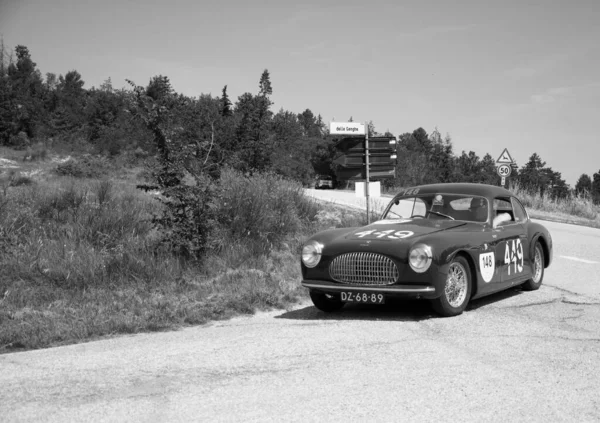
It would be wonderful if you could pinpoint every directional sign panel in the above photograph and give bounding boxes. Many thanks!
[335,165,395,181]
[496,148,514,164]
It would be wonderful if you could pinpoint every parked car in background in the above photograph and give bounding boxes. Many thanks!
[315,174,334,189]
[301,183,552,317]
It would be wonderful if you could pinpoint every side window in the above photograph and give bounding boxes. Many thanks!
[511,198,528,222]
[493,198,515,225]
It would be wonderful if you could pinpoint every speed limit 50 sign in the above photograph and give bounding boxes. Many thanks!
[497,164,512,177]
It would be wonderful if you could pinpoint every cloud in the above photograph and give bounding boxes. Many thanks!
[504,52,572,80]
[395,24,478,40]
[530,86,574,104]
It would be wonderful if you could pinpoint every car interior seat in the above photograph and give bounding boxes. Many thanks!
[469,197,488,222]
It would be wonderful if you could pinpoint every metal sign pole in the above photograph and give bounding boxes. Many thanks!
[365,122,370,224]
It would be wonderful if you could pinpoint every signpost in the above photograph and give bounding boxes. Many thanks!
[329,122,398,223]
[495,148,514,187]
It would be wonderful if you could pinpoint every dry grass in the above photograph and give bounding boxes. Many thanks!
[0,149,363,353]
[508,182,600,228]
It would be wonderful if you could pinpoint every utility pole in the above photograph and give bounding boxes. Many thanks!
[365,122,370,224]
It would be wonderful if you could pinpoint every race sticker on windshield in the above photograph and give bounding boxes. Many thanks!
[433,194,444,206]
[479,252,495,283]
[353,229,414,240]
[397,187,420,196]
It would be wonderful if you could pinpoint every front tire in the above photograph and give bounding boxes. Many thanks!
[431,256,472,317]
[310,291,344,312]
[521,242,544,291]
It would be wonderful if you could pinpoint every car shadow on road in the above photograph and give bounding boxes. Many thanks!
[467,287,525,310]
[276,288,526,322]
[275,298,436,322]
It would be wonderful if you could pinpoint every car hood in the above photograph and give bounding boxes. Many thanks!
[312,218,468,258]
[344,218,466,241]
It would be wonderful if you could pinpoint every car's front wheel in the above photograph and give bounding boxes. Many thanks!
[310,291,344,312]
[431,256,472,317]
[521,241,544,291]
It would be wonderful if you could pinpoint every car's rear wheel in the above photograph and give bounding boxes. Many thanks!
[310,291,344,312]
[521,241,544,291]
[431,256,472,317]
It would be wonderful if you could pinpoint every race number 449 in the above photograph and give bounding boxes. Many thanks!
[504,239,523,275]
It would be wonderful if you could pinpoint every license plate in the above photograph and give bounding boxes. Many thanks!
[340,292,385,304]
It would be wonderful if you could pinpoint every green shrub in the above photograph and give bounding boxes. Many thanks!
[55,155,110,178]
[24,142,48,162]
[214,169,319,254]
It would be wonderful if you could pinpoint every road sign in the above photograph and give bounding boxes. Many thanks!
[329,122,365,136]
[335,165,395,181]
[497,164,512,177]
[333,135,397,180]
[496,148,514,164]
[501,176,506,187]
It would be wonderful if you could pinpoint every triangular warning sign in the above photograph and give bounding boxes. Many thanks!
[496,148,514,164]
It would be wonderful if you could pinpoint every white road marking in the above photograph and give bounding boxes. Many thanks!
[559,255,599,264]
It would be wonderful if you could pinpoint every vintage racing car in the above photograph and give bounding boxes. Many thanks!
[301,183,553,317]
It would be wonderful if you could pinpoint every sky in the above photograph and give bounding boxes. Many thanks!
[1,0,599,186]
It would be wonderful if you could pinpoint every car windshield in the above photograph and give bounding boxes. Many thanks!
[382,193,489,223]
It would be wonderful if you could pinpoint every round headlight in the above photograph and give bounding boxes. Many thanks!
[409,244,432,273]
[302,241,323,268]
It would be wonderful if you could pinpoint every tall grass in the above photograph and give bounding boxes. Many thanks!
[0,168,351,352]
[509,181,599,224]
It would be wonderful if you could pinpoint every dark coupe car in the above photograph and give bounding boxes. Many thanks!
[301,183,553,317]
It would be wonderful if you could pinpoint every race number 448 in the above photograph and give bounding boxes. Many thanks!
[504,239,523,275]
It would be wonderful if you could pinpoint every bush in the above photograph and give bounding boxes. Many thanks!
[213,169,319,254]
[55,155,110,178]
[24,142,48,162]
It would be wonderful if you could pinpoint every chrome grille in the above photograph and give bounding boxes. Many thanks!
[329,253,399,285]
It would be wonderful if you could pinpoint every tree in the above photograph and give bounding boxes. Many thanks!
[258,69,272,97]
[7,45,45,140]
[270,108,314,183]
[518,153,548,194]
[479,153,498,185]
[220,85,232,117]
[454,151,482,183]
[367,120,377,137]
[146,75,172,102]
[428,129,454,183]
[232,70,275,172]
[592,170,600,205]
[575,174,592,197]
[127,79,219,260]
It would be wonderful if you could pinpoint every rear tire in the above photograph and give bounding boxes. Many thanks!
[310,291,344,312]
[431,256,472,317]
[521,242,544,291]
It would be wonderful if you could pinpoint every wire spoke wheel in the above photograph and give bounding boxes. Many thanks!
[445,262,468,308]
[432,256,471,317]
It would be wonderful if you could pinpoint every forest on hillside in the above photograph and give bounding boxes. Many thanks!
[2,43,600,204]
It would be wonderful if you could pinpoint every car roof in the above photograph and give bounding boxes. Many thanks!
[395,183,513,199]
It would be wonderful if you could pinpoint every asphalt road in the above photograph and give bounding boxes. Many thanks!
[2,189,600,422]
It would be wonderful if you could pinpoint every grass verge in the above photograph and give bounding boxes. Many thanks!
[0,162,365,353]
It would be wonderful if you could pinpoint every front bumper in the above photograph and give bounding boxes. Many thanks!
[302,280,438,299]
